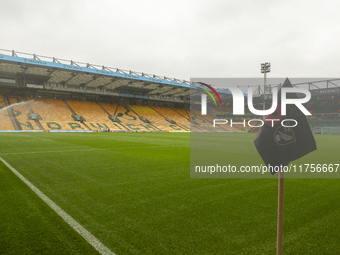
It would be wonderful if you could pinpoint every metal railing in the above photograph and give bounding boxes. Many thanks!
[0,49,191,85]
[2,49,339,93]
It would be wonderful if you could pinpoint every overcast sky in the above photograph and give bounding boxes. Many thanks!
[1,0,339,81]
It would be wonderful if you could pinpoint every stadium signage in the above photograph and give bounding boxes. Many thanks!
[311,87,340,96]
[24,58,48,65]
[62,64,83,71]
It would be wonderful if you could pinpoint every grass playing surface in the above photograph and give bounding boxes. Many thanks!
[0,132,339,254]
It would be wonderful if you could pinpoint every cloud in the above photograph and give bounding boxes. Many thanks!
[1,0,339,79]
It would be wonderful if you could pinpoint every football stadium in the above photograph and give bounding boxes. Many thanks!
[0,49,339,254]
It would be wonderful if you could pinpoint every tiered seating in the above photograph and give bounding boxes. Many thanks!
[7,96,40,130]
[218,106,256,131]
[0,95,277,132]
[28,98,88,131]
[152,107,190,130]
[175,108,190,120]
[189,109,222,132]
[197,110,241,132]
[306,98,340,113]
[128,105,184,131]
[99,103,157,131]
[173,108,224,132]
[173,108,208,131]
[0,95,15,130]
[66,100,126,131]
[309,121,321,133]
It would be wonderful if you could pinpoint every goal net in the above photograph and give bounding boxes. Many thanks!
[321,127,340,134]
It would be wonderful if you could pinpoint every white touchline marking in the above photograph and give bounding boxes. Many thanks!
[0,157,116,255]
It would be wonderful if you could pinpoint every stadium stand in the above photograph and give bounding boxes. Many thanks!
[306,96,340,114]
[150,106,190,131]
[217,106,262,132]
[199,109,243,132]
[2,93,338,133]
[7,96,40,130]
[1,94,196,132]
[173,108,216,132]
[173,108,190,120]
[99,103,159,131]
[28,97,88,131]
[189,109,215,132]
[129,105,185,131]
[65,100,126,131]
[0,95,15,130]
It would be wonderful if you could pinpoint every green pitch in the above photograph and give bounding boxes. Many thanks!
[0,132,339,254]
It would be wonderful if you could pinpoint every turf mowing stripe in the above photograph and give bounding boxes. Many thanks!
[0,145,184,155]
[0,156,116,255]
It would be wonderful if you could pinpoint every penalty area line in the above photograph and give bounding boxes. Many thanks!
[0,157,115,255]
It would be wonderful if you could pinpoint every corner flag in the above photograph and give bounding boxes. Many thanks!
[254,78,317,173]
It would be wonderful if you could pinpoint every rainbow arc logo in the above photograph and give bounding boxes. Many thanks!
[197,82,223,106]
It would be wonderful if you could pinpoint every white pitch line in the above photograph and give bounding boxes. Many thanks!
[0,157,116,255]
